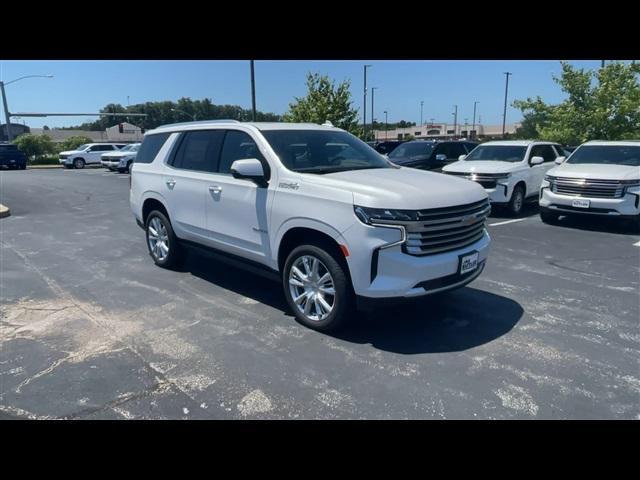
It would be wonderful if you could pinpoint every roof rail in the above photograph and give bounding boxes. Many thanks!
[155,119,242,129]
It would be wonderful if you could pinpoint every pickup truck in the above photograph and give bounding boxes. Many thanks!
[0,143,27,170]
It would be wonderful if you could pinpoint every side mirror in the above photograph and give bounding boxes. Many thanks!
[530,156,544,166]
[458,154,467,161]
[554,156,566,165]
[435,154,447,162]
[230,158,268,187]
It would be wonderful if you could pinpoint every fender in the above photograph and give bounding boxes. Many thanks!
[138,190,169,221]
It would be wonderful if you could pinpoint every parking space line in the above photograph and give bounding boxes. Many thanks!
[488,218,528,227]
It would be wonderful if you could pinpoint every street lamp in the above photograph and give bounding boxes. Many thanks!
[371,87,378,141]
[472,101,479,139]
[384,110,388,140]
[363,65,372,140]
[502,72,512,138]
[171,108,197,121]
[452,105,458,139]
[0,74,54,141]
[250,60,257,122]
[420,100,424,126]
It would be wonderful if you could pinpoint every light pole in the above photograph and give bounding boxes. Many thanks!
[472,101,479,139]
[384,110,388,140]
[452,105,458,139]
[502,72,512,138]
[420,100,424,126]
[250,60,257,122]
[371,87,377,140]
[464,119,468,138]
[0,74,53,141]
[363,65,372,140]
[171,108,197,121]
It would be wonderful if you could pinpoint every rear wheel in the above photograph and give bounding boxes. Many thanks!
[507,184,525,216]
[20,163,27,170]
[145,210,185,269]
[73,158,85,169]
[282,244,353,332]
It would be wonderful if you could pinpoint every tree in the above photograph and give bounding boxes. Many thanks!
[513,61,640,144]
[13,134,56,160]
[60,136,94,152]
[283,73,359,134]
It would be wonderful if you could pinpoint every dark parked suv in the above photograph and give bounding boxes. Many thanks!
[0,143,27,170]
[387,140,479,171]
[372,140,403,155]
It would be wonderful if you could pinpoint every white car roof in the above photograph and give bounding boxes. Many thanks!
[150,120,341,135]
[479,140,557,146]
[581,140,640,147]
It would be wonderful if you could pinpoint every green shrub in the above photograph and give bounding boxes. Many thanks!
[28,156,60,166]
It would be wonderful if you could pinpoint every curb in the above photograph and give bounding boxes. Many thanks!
[0,204,10,219]
[28,164,63,169]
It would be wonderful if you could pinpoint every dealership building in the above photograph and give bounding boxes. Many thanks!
[373,122,521,141]
[3,121,145,143]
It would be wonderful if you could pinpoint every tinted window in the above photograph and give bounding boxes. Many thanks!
[566,145,640,167]
[464,142,479,153]
[465,145,527,162]
[262,130,389,174]
[135,133,170,164]
[530,145,557,163]
[172,130,224,172]
[389,142,434,159]
[219,130,267,174]
[0,144,17,151]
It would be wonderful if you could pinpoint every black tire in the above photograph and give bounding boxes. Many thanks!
[507,184,525,216]
[20,164,27,170]
[127,161,133,174]
[73,158,85,169]
[540,209,559,224]
[145,210,186,269]
[282,244,354,332]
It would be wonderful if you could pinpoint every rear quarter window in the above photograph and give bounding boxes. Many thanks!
[135,133,171,164]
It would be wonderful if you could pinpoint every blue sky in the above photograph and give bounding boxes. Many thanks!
[0,60,606,129]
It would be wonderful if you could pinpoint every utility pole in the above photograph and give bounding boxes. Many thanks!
[472,101,479,140]
[601,60,605,68]
[420,100,424,126]
[502,72,512,138]
[452,105,458,139]
[371,87,377,139]
[250,60,257,122]
[363,65,371,140]
[0,82,11,141]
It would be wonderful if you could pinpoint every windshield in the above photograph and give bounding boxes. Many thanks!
[119,144,139,152]
[464,145,527,162]
[389,142,434,159]
[262,130,391,174]
[75,144,90,151]
[566,145,640,167]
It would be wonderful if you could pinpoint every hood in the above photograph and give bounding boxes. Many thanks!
[60,149,86,155]
[548,162,640,181]
[102,151,134,159]
[442,160,524,174]
[303,167,487,209]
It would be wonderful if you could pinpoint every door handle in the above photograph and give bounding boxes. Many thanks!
[166,179,176,189]
[209,185,222,194]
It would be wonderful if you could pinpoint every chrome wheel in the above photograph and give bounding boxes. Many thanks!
[288,255,335,322]
[147,217,169,261]
[512,189,523,213]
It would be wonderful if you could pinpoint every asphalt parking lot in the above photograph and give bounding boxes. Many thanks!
[1,167,639,419]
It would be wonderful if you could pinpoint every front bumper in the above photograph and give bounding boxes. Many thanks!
[540,185,640,217]
[342,221,491,299]
[101,160,120,169]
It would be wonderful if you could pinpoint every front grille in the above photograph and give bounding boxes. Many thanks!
[59,154,68,160]
[550,177,624,198]
[444,171,505,189]
[403,198,490,256]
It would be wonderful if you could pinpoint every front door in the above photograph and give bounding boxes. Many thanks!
[527,144,558,196]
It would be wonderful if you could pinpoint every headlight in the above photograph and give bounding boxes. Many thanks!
[621,179,640,188]
[544,175,556,182]
[354,205,418,224]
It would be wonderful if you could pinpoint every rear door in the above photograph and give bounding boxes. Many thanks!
[163,129,225,242]
[87,145,112,164]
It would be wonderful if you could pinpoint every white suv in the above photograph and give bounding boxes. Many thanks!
[101,143,140,173]
[540,140,640,226]
[59,143,127,169]
[130,121,491,331]
[442,140,566,215]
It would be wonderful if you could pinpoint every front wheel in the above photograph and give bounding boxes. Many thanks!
[73,158,85,169]
[145,210,185,269]
[282,245,353,332]
[507,185,525,216]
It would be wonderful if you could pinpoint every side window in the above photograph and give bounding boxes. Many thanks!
[450,143,468,158]
[135,133,171,164]
[218,130,266,175]
[172,130,225,172]
[530,145,553,163]
[552,145,565,158]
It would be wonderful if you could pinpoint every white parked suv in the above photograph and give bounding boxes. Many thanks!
[540,140,640,226]
[59,143,127,169]
[442,140,566,215]
[130,120,492,331]
[101,143,140,173]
